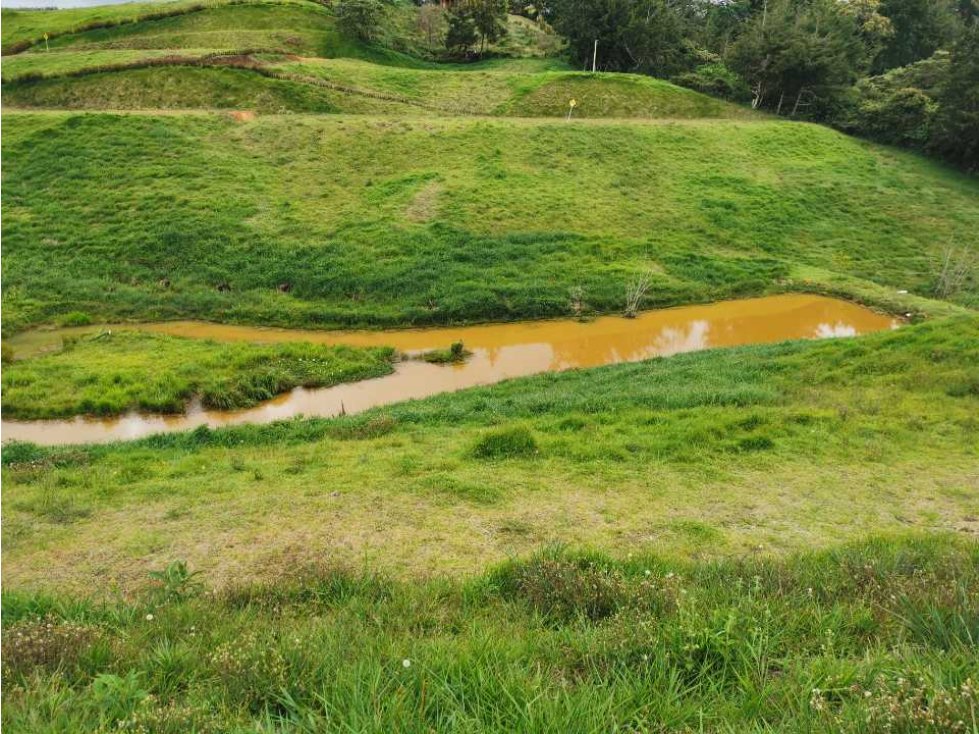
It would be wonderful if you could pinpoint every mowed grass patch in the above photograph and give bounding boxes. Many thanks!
[40,3,339,56]
[2,54,752,118]
[1,66,360,113]
[1,536,977,732]
[0,48,227,82]
[2,317,976,591]
[3,112,977,334]
[0,0,237,53]
[0,330,394,418]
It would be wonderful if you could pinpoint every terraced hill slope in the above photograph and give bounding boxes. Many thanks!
[3,1,974,336]
[1,4,977,731]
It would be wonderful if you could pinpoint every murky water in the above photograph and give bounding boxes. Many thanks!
[1,295,897,445]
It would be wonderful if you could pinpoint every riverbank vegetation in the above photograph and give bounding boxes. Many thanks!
[3,535,977,732]
[4,314,976,590]
[0,331,394,418]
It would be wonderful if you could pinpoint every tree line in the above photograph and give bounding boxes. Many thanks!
[543,0,977,170]
[336,0,511,58]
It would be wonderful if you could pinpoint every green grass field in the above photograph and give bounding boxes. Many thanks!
[2,317,978,729]
[1,1,977,730]
[2,536,977,732]
[0,330,394,418]
[3,112,977,335]
[4,315,977,587]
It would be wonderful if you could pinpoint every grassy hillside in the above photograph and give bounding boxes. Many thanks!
[2,111,977,334]
[2,2,978,731]
[3,536,977,732]
[0,0,733,116]
[41,3,343,56]
[1,66,367,113]
[1,48,221,81]
[0,0,232,53]
[2,1,555,63]
[1,60,750,117]
[0,331,394,418]
[0,49,564,83]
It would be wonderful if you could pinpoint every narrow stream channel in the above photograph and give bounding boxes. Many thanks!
[1,294,898,446]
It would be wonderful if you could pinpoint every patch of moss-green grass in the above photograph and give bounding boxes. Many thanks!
[1,330,394,418]
[3,112,976,335]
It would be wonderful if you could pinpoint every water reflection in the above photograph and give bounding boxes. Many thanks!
[815,322,859,338]
[1,294,898,445]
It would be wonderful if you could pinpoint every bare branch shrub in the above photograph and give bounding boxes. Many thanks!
[624,271,654,318]
[935,245,976,298]
[569,285,586,318]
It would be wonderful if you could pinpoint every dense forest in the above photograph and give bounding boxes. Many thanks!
[426,0,978,169]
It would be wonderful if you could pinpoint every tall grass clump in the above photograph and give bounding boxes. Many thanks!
[471,425,539,459]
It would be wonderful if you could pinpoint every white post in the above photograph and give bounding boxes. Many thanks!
[592,39,598,73]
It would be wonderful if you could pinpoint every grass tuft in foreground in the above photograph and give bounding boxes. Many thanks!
[2,535,977,732]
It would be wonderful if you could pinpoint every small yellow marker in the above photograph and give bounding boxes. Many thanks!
[44,32,49,52]
[566,98,577,122]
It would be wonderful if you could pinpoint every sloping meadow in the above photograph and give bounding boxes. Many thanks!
[3,112,978,334]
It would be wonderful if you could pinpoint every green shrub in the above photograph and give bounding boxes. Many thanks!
[416,340,471,364]
[471,425,538,459]
[147,560,203,604]
[1,441,47,466]
[674,62,751,103]
[57,311,93,327]
[496,557,631,622]
[91,671,148,725]
[945,371,979,398]
[335,0,384,42]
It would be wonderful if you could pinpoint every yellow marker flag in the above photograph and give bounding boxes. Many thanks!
[566,99,577,122]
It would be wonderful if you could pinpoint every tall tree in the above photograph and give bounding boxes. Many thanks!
[547,0,692,76]
[417,4,445,51]
[335,0,384,43]
[930,25,979,169]
[873,0,959,72]
[445,3,479,55]
[727,0,864,115]
[470,0,509,54]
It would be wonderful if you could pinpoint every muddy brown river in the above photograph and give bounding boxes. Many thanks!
[1,294,898,446]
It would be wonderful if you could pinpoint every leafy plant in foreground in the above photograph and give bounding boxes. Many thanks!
[148,561,203,604]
